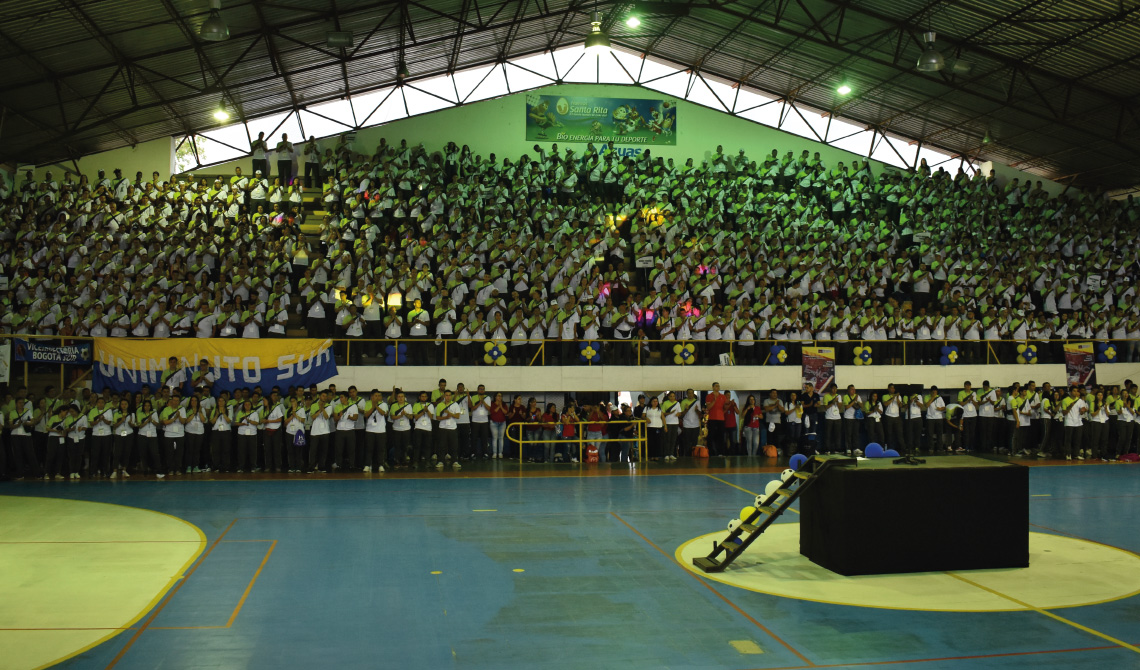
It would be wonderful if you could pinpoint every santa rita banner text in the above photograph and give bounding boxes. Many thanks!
[524,93,677,145]
[93,338,337,394]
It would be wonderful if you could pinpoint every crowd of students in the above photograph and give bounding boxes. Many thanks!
[4,134,1140,366]
[5,369,1138,479]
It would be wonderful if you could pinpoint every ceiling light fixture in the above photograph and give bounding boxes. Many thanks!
[213,99,230,122]
[585,11,612,56]
[199,0,229,42]
[837,83,852,95]
[397,59,410,81]
[916,31,945,72]
[626,15,641,28]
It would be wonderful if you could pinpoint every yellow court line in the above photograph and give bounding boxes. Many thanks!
[706,475,800,514]
[946,572,1140,654]
[472,509,498,512]
[226,540,277,628]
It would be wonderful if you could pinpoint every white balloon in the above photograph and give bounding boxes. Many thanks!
[764,480,782,497]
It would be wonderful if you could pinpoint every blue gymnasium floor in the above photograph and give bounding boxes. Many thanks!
[2,463,1139,670]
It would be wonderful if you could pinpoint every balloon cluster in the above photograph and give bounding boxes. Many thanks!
[940,345,959,366]
[673,342,696,365]
[726,469,797,542]
[1097,342,1117,363]
[483,341,508,366]
[1016,343,1038,364]
[769,345,787,365]
[853,345,873,365]
[579,341,601,364]
[384,343,407,366]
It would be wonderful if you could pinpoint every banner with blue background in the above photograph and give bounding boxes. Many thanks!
[14,339,93,365]
[525,93,677,145]
[93,338,337,395]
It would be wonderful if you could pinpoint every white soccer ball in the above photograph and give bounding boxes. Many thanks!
[781,468,795,482]
[727,518,741,531]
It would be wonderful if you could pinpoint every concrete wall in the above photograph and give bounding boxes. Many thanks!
[25,136,174,183]
[324,363,1076,394]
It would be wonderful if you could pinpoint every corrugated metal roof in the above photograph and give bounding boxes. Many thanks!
[0,0,1137,188]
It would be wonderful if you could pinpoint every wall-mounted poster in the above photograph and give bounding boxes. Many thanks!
[525,93,677,145]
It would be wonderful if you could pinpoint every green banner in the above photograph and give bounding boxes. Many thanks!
[524,93,677,145]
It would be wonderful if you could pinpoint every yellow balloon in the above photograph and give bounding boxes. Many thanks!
[495,356,507,366]
[673,344,683,354]
[740,505,757,520]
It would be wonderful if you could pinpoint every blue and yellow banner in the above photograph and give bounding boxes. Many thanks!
[93,338,337,395]
[14,339,93,365]
[525,93,677,145]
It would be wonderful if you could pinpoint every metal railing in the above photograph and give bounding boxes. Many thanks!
[505,419,648,464]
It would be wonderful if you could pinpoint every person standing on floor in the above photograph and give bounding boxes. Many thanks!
[284,396,308,473]
[705,382,727,457]
[184,395,207,473]
[661,391,681,461]
[135,399,161,478]
[308,390,333,473]
[110,398,133,479]
[87,396,113,477]
[1060,385,1087,461]
[679,389,702,456]
[211,392,233,472]
[435,390,462,470]
[923,386,946,454]
[333,391,359,471]
[362,391,387,473]
[645,396,664,461]
[234,399,259,473]
[160,396,186,477]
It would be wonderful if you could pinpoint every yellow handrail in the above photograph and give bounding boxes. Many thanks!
[505,419,648,464]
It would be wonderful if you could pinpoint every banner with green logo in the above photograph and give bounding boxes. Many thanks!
[524,93,677,145]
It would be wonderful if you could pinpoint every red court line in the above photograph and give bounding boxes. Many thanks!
[747,643,1120,669]
[104,518,238,670]
[610,511,814,667]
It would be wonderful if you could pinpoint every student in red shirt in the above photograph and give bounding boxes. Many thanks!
[705,382,727,456]
[723,394,739,456]
[586,403,609,462]
[540,403,559,463]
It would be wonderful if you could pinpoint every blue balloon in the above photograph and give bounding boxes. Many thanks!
[789,453,808,470]
[884,449,900,457]
[865,443,884,458]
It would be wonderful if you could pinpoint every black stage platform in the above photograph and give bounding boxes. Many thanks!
[798,455,1029,576]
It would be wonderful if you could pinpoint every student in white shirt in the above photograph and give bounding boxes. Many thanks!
[361,391,388,473]
[183,395,207,474]
[411,391,435,467]
[435,390,463,470]
[332,391,360,471]
[307,390,332,472]
[234,399,260,473]
[263,392,286,473]
[283,396,308,473]
[1061,386,1088,461]
[468,385,491,459]
[923,386,946,453]
[211,392,233,472]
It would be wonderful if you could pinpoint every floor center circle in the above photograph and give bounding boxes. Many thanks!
[676,524,1140,612]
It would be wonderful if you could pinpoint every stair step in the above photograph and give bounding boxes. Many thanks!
[740,523,759,533]
[756,506,777,515]
[719,541,741,553]
[793,471,811,479]
[693,556,721,571]
[776,488,795,497]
